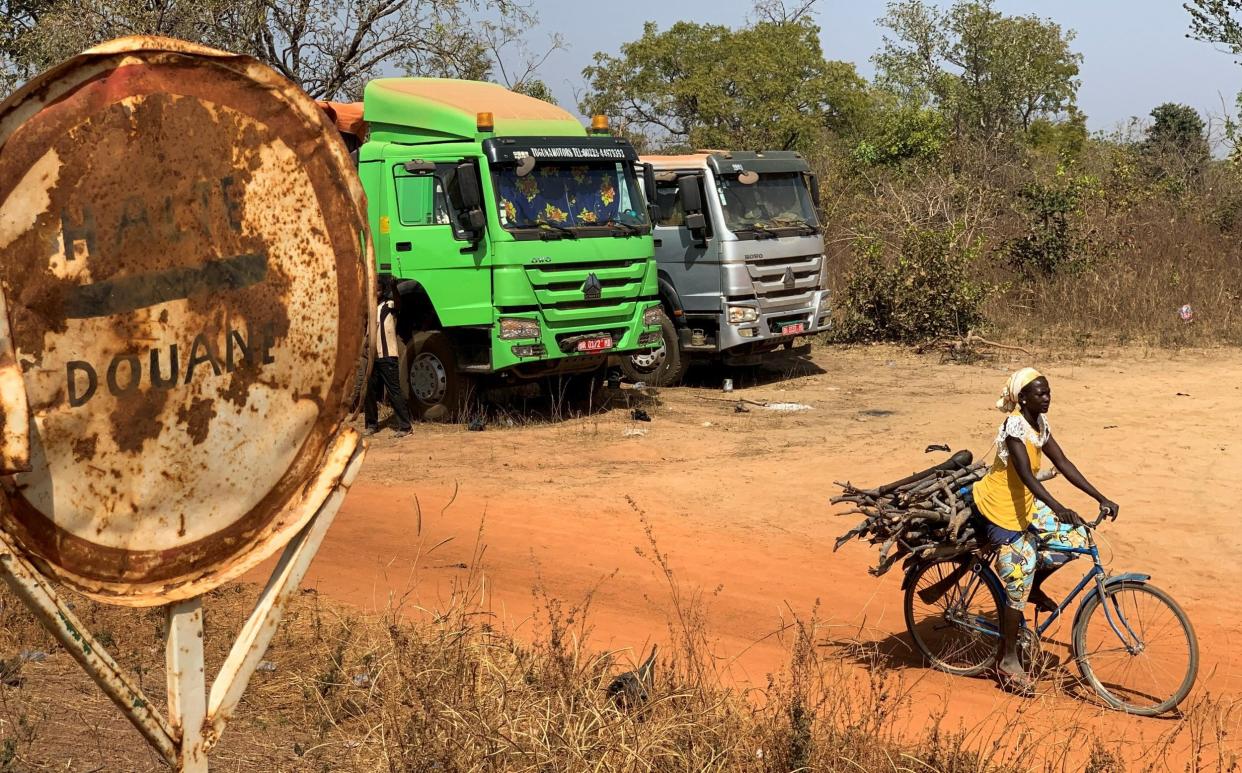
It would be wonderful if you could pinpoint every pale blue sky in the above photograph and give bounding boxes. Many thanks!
[523,0,1240,135]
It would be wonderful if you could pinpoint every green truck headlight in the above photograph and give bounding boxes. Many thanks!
[727,306,759,324]
[638,331,662,345]
[642,304,664,326]
[499,317,540,340]
[511,344,547,357]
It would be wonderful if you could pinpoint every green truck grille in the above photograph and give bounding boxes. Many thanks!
[523,257,649,324]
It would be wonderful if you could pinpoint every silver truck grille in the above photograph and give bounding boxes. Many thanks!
[745,254,822,312]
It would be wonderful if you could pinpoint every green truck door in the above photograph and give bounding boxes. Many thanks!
[389,160,492,327]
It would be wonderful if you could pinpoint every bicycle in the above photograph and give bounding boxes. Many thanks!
[902,506,1199,716]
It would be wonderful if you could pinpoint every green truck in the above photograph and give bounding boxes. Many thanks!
[323,79,661,419]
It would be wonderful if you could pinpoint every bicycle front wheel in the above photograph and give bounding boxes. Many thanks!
[1072,580,1198,716]
[904,558,1002,676]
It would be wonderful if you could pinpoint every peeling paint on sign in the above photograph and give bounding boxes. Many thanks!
[0,36,373,605]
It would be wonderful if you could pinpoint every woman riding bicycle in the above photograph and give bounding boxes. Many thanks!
[971,367,1119,694]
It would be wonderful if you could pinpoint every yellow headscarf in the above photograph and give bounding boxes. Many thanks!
[996,367,1043,413]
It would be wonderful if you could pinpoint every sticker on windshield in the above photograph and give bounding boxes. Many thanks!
[529,146,627,160]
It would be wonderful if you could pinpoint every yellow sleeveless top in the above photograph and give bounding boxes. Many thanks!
[972,412,1049,531]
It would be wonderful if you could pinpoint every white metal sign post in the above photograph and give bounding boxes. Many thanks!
[0,36,375,772]
[0,443,364,770]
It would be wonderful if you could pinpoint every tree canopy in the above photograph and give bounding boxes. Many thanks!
[1186,0,1242,57]
[0,0,555,101]
[873,0,1081,143]
[579,14,865,153]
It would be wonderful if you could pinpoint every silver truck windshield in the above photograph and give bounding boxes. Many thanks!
[495,161,649,234]
[716,172,819,235]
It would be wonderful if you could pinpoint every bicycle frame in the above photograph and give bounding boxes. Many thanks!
[1031,542,1100,636]
[951,535,1149,655]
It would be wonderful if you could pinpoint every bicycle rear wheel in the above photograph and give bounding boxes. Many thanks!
[1072,580,1198,716]
[904,558,1002,676]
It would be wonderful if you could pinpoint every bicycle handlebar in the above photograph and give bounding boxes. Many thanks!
[1086,503,1119,530]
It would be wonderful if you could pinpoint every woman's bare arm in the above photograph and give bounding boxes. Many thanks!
[1043,434,1119,518]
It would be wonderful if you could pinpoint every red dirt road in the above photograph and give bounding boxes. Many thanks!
[278,346,1242,766]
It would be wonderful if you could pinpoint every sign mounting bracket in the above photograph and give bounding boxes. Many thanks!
[0,443,363,770]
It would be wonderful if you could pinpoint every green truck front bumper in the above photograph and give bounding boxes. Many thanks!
[491,305,660,374]
[490,257,659,374]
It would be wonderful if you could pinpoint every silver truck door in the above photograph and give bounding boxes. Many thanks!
[651,174,719,313]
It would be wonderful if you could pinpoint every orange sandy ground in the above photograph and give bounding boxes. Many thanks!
[266,345,1242,768]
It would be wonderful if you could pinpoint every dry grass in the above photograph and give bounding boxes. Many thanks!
[0,520,1236,772]
[818,141,1242,349]
[984,211,1242,348]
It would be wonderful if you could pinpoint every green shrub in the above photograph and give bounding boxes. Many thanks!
[836,225,990,342]
[851,105,946,168]
[1006,169,1102,277]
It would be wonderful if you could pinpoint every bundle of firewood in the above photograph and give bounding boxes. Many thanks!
[832,452,987,577]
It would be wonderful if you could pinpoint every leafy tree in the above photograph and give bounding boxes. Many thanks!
[0,0,54,86]
[1184,2,1242,160]
[874,0,1081,144]
[1143,103,1210,177]
[579,13,865,153]
[0,0,557,101]
[1186,0,1242,57]
[7,0,245,77]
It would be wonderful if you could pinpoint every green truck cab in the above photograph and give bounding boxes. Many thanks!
[327,79,661,419]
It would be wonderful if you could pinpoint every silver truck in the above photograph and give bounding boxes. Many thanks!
[620,151,830,385]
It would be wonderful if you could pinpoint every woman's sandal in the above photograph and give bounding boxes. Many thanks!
[996,669,1037,697]
[1028,588,1059,615]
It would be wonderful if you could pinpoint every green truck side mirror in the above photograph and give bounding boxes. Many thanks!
[455,161,486,233]
[642,163,660,221]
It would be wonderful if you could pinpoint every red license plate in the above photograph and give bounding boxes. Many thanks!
[577,336,613,352]
[781,323,806,335]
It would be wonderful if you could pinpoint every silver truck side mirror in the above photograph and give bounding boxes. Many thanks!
[676,175,702,212]
[677,175,707,242]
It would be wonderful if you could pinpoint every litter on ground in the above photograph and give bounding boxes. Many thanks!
[764,402,812,412]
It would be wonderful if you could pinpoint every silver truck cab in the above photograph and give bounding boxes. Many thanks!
[621,151,830,385]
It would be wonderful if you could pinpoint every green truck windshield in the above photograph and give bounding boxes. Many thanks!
[495,161,648,232]
[717,171,819,233]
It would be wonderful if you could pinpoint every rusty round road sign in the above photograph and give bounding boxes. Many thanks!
[0,37,373,605]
